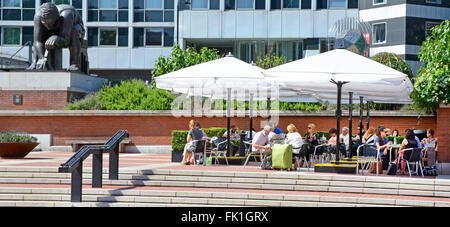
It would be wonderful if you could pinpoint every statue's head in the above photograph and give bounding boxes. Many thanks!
[38,3,59,30]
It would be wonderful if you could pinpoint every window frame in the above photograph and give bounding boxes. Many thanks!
[1,27,22,46]
[372,22,387,45]
[328,0,347,9]
[88,27,129,47]
[425,21,441,39]
[425,0,441,4]
[2,0,36,21]
[133,27,174,48]
[226,0,265,10]
[372,0,386,6]
[88,0,129,22]
[133,0,173,22]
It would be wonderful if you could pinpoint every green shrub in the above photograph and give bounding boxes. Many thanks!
[171,130,189,151]
[96,79,173,110]
[0,133,38,143]
[387,136,405,144]
[65,94,101,110]
[171,127,228,151]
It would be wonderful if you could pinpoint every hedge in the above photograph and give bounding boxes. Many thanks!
[172,127,229,151]
[0,133,38,143]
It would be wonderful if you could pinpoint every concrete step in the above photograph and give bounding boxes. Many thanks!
[1,187,449,207]
[1,167,450,199]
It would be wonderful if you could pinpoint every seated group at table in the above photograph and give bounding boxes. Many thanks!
[180,119,438,175]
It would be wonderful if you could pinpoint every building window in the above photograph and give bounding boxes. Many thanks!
[2,0,35,21]
[316,0,326,9]
[100,28,117,46]
[372,23,386,45]
[320,38,335,53]
[88,27,129,47]
[426,0,441,4]
[301,0,311,9]
[133,27,174,47]
[283,0,298,8]
[133,0,173,22]
[1,27,32,45]
[2,27,20,45]
[425,21,441,39]
[226,0,265,10]
[329,0,346,8]
[347,0,357,8]
[41,0,83,17]
[192,0,208,9]
[88,0,128,22]
[373,0,386,5]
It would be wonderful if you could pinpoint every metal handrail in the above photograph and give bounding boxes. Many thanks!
[59,130,129,202]
[9,41,32,64]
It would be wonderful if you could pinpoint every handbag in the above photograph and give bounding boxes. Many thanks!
[386,162,398,175]
[261,155,273,170]
[370,161,383,174]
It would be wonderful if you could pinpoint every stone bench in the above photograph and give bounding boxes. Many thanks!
[65,139,131,153]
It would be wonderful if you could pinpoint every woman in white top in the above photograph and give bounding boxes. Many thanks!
[285,124,304,171]
[285,124,304,154]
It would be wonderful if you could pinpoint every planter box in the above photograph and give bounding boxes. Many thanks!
[0,142,39,158]
[172,150,184,162]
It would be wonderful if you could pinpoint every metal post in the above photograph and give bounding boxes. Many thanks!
[227,88,231,157]
[249,93,254,141]
[71,163,83,202]
[331,79,348,163]
[359,96,364,144]
[92,151,103,188]
[348,92,353,159]
[366,101,370,130]
[109,145,119,180]
[267,97,271,120]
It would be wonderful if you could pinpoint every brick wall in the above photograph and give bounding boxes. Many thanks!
[0,91,85,110]
[437,106,450,162]
[0,111,436,147]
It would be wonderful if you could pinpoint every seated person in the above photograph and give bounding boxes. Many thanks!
[285,124,305,170]
[421,128,438,166]
[185,122,207,164]
[395,129,419,174]
[362,128,376,144]
[252,125,272,154]
[375,125,392,160]
[404,128,422,149]
[245,128,256,141]
[328,128,346,156]
[285,124,304,153]
[269,127,283,141]
[223,125,240,141]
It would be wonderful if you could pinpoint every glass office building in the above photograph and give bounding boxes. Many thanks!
[1,1,446,79]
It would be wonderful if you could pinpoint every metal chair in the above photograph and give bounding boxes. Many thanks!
[243,142,267,168]
[311,144,331,165]
[356,144,381,175]
[210,138,229,166]
[399,148,424,177]
[292,144,311,171]
[189,139,207,166]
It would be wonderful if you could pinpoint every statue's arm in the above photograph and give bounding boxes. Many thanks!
[33,15,45,60]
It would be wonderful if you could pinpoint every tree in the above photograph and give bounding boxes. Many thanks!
[412,20,449,113]
[371,52,415,82]
[255,54,287,69]
[151,44,222,88]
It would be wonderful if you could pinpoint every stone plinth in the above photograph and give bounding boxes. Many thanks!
[0,71,107,110]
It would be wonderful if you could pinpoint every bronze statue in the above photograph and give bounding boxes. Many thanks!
[28,3,86,72]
